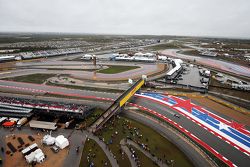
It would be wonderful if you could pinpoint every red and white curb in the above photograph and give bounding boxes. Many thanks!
[135,94,250,156]
[128,102,237,167]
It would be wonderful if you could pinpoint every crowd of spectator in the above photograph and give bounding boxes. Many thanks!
[0,96,91,114]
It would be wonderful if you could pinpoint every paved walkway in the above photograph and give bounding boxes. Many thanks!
[84,131,119,167]
[124,111,215,167]
[124,139,168,167]
[120,139,137,167]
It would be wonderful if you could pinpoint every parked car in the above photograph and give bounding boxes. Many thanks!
[51,146,59,153]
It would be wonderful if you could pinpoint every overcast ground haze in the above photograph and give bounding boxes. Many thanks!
[0,0,250,38]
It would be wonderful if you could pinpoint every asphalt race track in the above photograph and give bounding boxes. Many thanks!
[0,61,164,81]
[0,80,249,166]
[132,94,250,167]
[160,49,250,78]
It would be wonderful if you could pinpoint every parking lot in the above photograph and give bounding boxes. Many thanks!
[177,64,208,88]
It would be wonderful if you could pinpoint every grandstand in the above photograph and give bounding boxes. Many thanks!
[0,96,94,119]
[0,104,33,117]
[165,59,183,80]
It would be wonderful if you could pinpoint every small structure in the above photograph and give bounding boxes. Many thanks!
[22,143,38,156]
[199,69,211,77]
[216,73,223,77]
[25,148,45,164]
[232,84,250,91]
[9,118,19,122]
[204,70,211,77]
[2,118,18,127]
[22,144,45,164]
[200,77,209,83]
[114,52,156,62]
[0,117,7,124]
[200,51,217,57]
[17,117,28,128]
[81,54,93,60]
[42,135,55,146]
[2,121,15,127]
[34,149,45,163]
[166,59,183,80]
[29,120,57,130]
[55,135,69,149]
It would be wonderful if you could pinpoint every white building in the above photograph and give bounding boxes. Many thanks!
[22,144,45,164]
[114,52,156,62]
[204,70,211,77]
[158,55,169,61]
[25,148,45,164]
[34,149,45,163]
[42,135,55,146]
[55,135,69,149]
[22,143,38,155]
[81,54,93,60]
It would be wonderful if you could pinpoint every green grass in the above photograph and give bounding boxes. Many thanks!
[4,73,55,84]
[137,110,227,167]
[179,49,200,56]
[95,116,194,167]
[98,65,140,74]
[79,138,111,167]
[46,68,96,71]
[47,82,124,93]
[83,108,106,128]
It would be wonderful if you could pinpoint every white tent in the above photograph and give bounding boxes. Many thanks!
[34,149,45,163]
[25,152,36,164]
[174,59,183,64]
[42,135,55,146]
[24,148,45,164]
[55,135,69,149]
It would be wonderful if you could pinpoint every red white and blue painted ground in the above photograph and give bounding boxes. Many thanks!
[133,92,250,167]
[0,81,249,166]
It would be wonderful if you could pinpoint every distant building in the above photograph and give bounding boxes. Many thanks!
[114,52,156,62]
[200,77,209,83]
[0,55,16,62]
[81,54,93,60]
[200,51,217,57]
[199,69,210,77]
[232,84,250,91]
[165,59,183,80]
